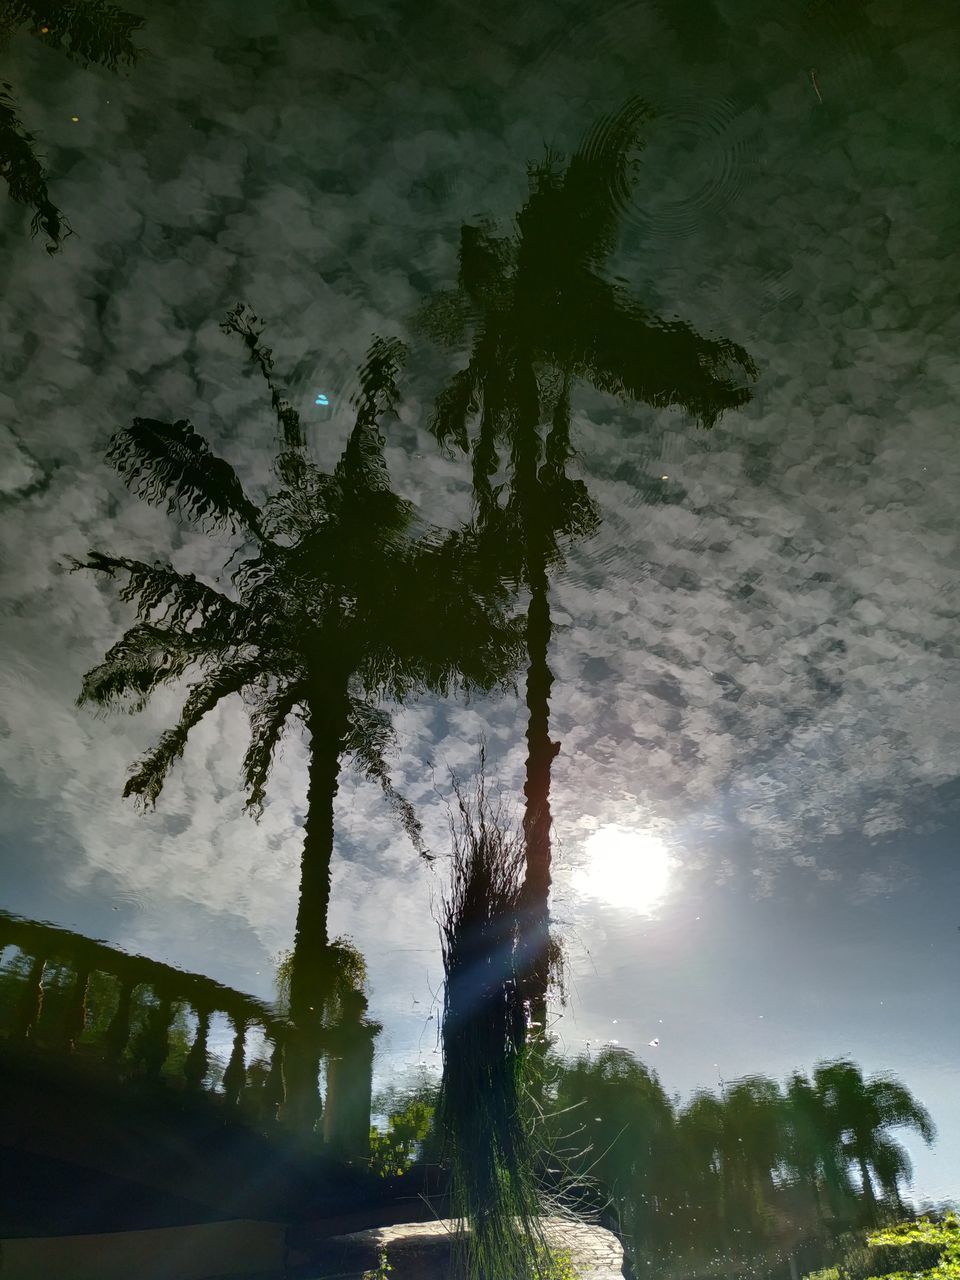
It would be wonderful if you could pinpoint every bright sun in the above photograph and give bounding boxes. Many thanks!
[572,824,675,915]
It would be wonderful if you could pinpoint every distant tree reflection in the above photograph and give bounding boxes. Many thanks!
[419,97,759,1027]
[74,306,523,1133]
[0,0,144,251]
[547,1046,935,1276]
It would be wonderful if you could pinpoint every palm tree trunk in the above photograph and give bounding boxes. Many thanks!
[282,682,352,1137]
[520,555,560,1035]
[857,1151,878,1223]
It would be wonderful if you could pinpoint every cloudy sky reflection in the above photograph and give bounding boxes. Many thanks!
[1,0,958,1205]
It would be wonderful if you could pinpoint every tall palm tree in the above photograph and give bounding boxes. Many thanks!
[718,1075,786,1241]
[812,1059,935,1222]
[419,97,758,1018]
[75,305,524,1129]
[783,1069,855,1228]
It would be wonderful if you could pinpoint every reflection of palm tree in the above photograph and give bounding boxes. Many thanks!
[547,1050,937,1271]
[0,0,144,251]
[812,1060,935,1222]
[783,1070,853,1226]
[717,1076,785,1238]
[76,306,523,1130]
[420,98,758,1016]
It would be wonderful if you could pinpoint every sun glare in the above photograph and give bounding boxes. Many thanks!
[572,824,675,915]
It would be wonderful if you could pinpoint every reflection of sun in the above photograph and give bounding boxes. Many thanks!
[572,825,675,915]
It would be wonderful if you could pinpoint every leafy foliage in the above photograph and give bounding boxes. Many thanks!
[0,80,69,250]
[362,1249,392,1280]
[806,1215,960,1280]
[543,1048,936,1275]
[368,1092,435,1178]
[419,95,758,538]
[3,0,142,69]
[77,307,524,833]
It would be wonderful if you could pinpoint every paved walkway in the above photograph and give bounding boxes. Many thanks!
[299,1215,626,1279]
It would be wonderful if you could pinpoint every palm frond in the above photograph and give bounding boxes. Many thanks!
[10,0,143,69]
[77,621,206,713]
[0,81,70,252]
[352,335,407,429]
[261,462,340,543]
[457,222,514,306]
[428,364,477,454]
[871,1136,913,1193]
[535,376,601,546]
[221,303,305,451]
[871,1079,936,1144]
[338,336,407,494]
[345,699,424,853]
[242,677,305,815]
[123,661,261,806]
[371,527,525,700]
[544,280,758,429]
[107,417,263,535]
[74,551,243,632]
[520,96,656,272]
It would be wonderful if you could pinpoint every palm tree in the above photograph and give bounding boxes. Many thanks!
[1,0,144,251]
[718,1076,786,1243]
[669,1090,727,1258]
[812,1059,935,1222]
[75,305,524,1130]
[783,1069,855,1229]
[419,97,758,1018]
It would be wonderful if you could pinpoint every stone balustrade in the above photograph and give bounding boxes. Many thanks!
[0,909,378,1160]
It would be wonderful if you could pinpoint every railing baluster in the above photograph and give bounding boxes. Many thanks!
[62,964,90,1052]
[264,1035,286,1125]
[184,1007,210,1089]
[222,1016,248,1106]
[16,954,47,1040]
[141,997,174,1078]
[104,977,135,1064]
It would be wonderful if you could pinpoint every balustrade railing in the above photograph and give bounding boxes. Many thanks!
[0,909,378,1159]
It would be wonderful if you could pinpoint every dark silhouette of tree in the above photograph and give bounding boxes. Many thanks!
[419,97,758,1023]
[812,1060,935,1223]
[74,305,524,1131]
[435,762,549,1279]
[0,0,144,251]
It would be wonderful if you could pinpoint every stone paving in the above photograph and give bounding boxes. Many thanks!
[299,1215,625,1279]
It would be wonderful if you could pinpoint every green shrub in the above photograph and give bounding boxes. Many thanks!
[807,1214,960,1280]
